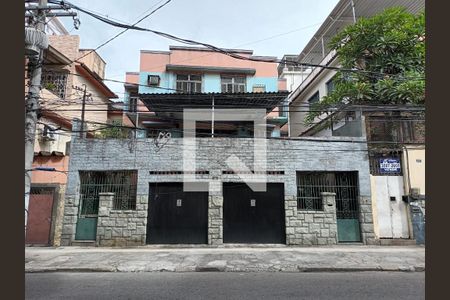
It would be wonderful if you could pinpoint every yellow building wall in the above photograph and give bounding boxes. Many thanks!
[403,147,425,195]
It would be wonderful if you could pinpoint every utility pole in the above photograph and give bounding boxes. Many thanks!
[24,0,78,233]
[24,0,47,232]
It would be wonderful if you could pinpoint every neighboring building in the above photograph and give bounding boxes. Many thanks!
[124,46,289,137]
[58,46,377,247]
[277,54,311,92]
[288,0,425,137]
[26,25,118,246]
[286,0,425,244]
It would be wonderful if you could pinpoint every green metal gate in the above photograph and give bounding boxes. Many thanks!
[297,171,361,242]
[334,172,361,242]
[75,173,100,240]
[74,170,138,240]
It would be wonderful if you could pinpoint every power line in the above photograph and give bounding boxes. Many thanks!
[48,0,424,79]
[74,0,172,62]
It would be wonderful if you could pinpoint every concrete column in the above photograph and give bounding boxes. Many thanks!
[321,192,338,244]
[96,192,114,246]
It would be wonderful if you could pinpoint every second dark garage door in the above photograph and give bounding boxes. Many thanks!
[147,183,208,244]
[223,183,286,244]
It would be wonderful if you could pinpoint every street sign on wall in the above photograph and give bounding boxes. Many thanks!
[379,158,401,174]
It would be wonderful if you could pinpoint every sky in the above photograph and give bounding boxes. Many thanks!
[59,0,340,100]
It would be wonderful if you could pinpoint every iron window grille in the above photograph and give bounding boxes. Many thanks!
[41,70,68,99]
[366,117,425,144]
[176,74,202,93]
[221,76,246,93]
[296,171,360,219]
[79,170,138,213]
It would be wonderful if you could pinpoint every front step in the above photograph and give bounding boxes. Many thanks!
[379,238,417,246]
[71,240,96,247]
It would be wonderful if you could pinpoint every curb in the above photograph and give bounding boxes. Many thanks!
[25,266,425,273]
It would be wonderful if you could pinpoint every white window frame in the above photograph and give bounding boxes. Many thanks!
[221,75,246,93]
[176,74,202,93]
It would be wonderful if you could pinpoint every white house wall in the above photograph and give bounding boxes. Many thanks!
[370,175,410,238]
[289,63,337,137]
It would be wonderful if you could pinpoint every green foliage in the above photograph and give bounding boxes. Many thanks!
[43,82,57,92]
[305,7,425,125]
[97,120,130,139]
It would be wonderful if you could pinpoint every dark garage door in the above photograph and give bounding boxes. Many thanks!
[147,183,208,244]
[223,183,286,244]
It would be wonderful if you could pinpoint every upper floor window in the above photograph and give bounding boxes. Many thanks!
[326,78,335,95]
[128,97,138,113]
[221,75,246,93]
[176,74,202,93]
[307,91,320,104]
[41,70,68,99]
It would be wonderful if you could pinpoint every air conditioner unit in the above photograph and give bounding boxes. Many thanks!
[147,75,160,86]
[41,125,56,141]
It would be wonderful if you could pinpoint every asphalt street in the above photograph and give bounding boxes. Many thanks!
[26,272,424,300]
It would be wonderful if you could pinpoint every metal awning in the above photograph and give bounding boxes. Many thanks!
[139,92,290,114]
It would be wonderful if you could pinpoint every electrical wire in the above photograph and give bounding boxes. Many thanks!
[74,0,172,62]
[47,0,425,80]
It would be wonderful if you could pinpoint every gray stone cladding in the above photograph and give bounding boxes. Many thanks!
[285,192,338,246]
[61,119,375,246]
[96,193,147,246]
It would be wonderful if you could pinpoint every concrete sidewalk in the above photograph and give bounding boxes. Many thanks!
[25,245,425,273]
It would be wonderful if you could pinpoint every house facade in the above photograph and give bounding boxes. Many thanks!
[285,0,425,244]
[59,46,377,247]
[124,46,289,138]
[26,24,118,246]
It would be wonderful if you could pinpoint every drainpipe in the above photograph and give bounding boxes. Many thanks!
[403,145,414,239]
[403,146,412,195]
[211,95,215,138]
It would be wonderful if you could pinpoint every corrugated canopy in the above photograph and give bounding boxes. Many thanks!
[139,92,289,115]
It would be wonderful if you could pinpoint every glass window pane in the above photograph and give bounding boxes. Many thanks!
[190,75,202,81]
[177,74,188,80]
[235,77,246,84]
[221,77,232,84]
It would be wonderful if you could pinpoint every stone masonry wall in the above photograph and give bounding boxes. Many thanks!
[61,119,375,246]
[208,171,223,245]
[96,193,147,246]
[285,193,338,245]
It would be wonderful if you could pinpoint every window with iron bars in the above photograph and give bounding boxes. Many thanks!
[79,170,138,212]
[296,171,360,219]
[366,116,425,144]
[41,70,68,99]
[221,75,246,93]
[176,74,202,93]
